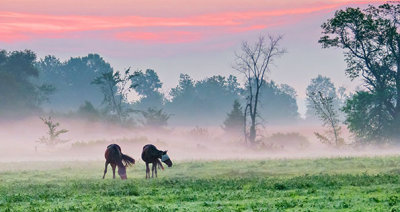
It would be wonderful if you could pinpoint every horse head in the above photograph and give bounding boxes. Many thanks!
[161,150,173,167]
[118,165,127,180]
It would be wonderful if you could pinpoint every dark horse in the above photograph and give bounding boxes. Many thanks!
[141,144,172,178]
[103,144,135,180]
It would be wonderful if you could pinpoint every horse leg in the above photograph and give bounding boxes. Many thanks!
[157,159,164,170]
[151,162,155,178]
[145,162,150,179]
[155,162,158,178]
[111,164,116,179]
[102,161,109,179]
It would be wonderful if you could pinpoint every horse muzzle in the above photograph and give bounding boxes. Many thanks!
[164,159,173,167]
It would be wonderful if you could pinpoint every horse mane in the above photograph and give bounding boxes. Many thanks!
[143,144,163,158]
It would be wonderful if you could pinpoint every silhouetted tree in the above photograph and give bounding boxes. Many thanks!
[319,3,400,142]
[0,50,54,117]
[308,91,343,146]
[306,75,340,121]
[257,81,299,124]
[37,54,112,111]
[342,91,391,142]
[131,69,165,110]
[223,100,245,135]
[140,108,170,128]
[76,101,101,121]
[92,68,134,123]
[233,35,286,144]
[166,74,242,125]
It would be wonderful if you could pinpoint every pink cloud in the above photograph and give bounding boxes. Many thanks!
[0,32,28,42]
[115,31,203,43]
[0,1,385,44]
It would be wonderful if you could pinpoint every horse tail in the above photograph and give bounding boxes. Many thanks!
[121,154,135,167]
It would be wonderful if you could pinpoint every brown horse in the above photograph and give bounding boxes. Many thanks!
[103,144,135,180]
[141,144,172,178]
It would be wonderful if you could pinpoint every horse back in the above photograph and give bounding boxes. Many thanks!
[105,144,122,163]
[141,144,160,162]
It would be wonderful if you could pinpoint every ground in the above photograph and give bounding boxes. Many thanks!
[1,156,400,211]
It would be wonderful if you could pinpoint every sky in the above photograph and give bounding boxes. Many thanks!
[0,0,388,117]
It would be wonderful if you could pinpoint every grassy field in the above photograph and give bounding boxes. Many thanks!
[1,156,400,211]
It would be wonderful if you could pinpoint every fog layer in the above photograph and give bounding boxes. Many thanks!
[1,117,399,163]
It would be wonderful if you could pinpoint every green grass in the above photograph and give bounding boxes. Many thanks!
[1,156,400,211]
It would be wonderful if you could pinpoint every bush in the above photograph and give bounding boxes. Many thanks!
[37,116,69,146]
[189,126,209,139]
[261,132,309,149]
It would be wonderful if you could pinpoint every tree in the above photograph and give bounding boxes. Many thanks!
[76,101,101,121]
[257,81,299,124]
[131,69,162,97]
[131,69,165,110]
[222,100,245,135]
[319,3,400,142]
[166,74,243,126]
[37,116,68,146]
[92,68,134,123]
[342,91,391,142]
[36,54,112,111]
[140,108,170,129]
[280,84,297,100]
[165,74,196,124]
[305,75,340,121]
[233,35,286,144]
[308,91,343,146]
[0,50,54,117]
[169,74,196,99]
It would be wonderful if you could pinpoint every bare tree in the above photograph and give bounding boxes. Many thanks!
[308,91,343,146]
[234,35,286,144]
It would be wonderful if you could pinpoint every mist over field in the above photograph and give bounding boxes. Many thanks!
[1,116,399,163]
[3,1,400,211]
[2,2,400,162]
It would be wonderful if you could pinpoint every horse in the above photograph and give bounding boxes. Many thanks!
[103,144,135,180]
[141,144,172,178]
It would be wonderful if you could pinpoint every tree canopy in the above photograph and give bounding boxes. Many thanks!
[223,100,245,135]
[165,73,299,126]
[306,75,341,121]
[131,69,165,110]
[0,49,300,127]
[37,54,112,111]
[319,3,400,142]
[165,74,242,125]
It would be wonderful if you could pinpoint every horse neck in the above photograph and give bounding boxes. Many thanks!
[116,163,125,169]
[146,147,162,158]
[156,150,163,158]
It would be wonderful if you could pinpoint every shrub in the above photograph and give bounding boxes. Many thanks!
[261,132,309,149]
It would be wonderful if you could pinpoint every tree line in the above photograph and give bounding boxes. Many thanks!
[1,3,399,145]
[230,3,400,145]
[0,50,300,128]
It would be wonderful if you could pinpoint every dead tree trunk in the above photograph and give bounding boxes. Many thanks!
[234,35,285,145]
